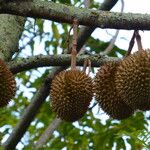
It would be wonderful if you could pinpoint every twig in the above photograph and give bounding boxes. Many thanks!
[82,59,88,72]
[125,30,143,56]
[87,59,91,75]
[71,19,78,70]
[89,102,97,110]
[66,25,73,53]
[13,33,37,61]
[125,30,136,57]
[82,58,91,75]
[35,118,62,149]
[135,30,143,51]
[102,30,119,55]
[102,0,124,55]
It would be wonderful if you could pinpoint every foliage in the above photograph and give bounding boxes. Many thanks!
[0,0,150,150]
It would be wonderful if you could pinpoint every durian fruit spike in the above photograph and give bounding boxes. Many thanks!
[0,59,16,107]
[50,69,93,122]
[94,61,134,120]
[115,49,150,111]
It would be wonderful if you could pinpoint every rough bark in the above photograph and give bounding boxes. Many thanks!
[8,54,119,74]
[0,1,150,30]
[0,14,25,61]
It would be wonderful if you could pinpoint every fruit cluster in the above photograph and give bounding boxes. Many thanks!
[95,49,150,120]
[50,49,150,122]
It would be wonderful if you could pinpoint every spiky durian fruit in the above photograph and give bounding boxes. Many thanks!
[50,70,93,122]
[94,61,134,120]
[115,50,150,111]
[0,59,16,107]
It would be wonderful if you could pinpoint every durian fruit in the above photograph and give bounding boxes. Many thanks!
[94,61,134,120]
[0,59,16,107]
[50,70,93,122]
[115,50,150,111]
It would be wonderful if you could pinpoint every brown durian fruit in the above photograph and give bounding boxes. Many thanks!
[50,70,93,122]
[0,59,16,107]
[94,61,134,120]
[115,50,150,111]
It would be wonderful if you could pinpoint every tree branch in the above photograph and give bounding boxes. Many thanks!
[35,101,98,149]
[102,0,124,55]
[0,1,150,30]
[35,118,62,149]
[8,54,119,74]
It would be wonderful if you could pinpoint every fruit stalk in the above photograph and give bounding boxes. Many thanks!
[71,19,78,70]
